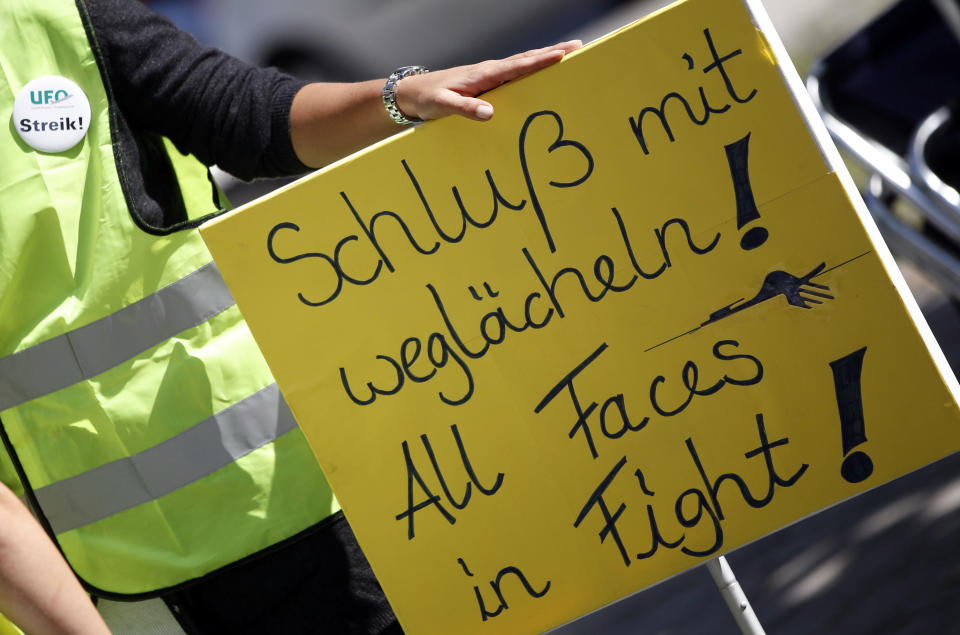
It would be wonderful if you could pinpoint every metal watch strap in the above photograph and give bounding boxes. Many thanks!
[382,65,429,125]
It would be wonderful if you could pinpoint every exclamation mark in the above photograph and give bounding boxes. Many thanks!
[725,132,768,250]
[829,347,873,483]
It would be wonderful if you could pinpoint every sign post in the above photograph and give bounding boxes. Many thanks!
[707,556,766,634]
[200,0,960,632]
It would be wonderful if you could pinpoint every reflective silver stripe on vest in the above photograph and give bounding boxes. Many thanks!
[35,382,297,534]
[0,262,235,412]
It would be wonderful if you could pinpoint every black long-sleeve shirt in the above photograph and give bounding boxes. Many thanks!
[85,0,309,179]
[80,0,311,227]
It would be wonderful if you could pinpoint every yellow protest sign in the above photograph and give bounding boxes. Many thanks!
[200,0,960,632]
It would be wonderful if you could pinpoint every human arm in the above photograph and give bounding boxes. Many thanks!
[84,0,579,179]
[0,483,110,635]
[288,41,581,168]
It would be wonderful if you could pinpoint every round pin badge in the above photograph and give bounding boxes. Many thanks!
[13,76,91,153]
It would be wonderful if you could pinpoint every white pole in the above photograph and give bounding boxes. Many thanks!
[705,556,766,635]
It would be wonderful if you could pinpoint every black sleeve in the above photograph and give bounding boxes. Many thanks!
[80,0,311,180]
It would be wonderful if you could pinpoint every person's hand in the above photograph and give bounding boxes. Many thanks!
[394,40,582,122]
[289,40,582,168]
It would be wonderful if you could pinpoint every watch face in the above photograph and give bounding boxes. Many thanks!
[395,66,427,77]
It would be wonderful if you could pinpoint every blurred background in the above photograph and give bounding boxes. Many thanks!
[147,0,960,632]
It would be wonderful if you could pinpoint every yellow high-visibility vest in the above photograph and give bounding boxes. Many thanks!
[0,0,339,596]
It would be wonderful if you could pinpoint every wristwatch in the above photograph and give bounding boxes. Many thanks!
[382,65,429,125]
